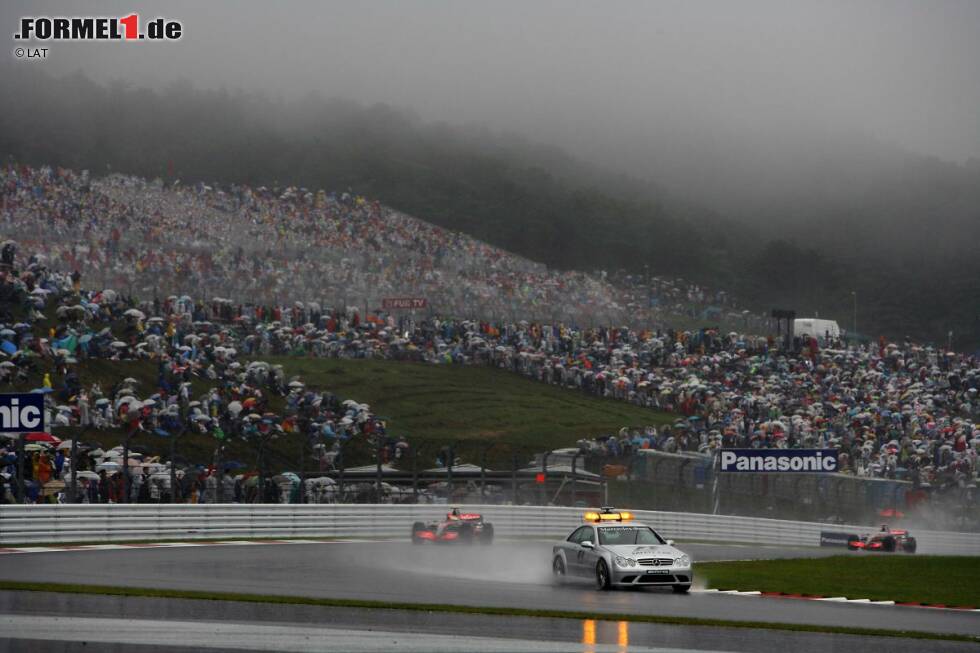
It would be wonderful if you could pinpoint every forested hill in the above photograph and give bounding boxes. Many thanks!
[1,66,978,349]
[0,67,744,279]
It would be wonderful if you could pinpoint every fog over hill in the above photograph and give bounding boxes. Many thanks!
[1,0,978,346]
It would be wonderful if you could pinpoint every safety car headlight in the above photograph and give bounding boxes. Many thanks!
[628,558,636,567]
[675,554,691,567]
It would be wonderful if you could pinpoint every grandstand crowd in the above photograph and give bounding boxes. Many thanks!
[0,163,977,511]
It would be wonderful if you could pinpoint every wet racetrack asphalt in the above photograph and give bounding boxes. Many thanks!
[0,539,977,651]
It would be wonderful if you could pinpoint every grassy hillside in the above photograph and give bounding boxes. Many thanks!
[268,357,670,448]
[24,356,670,472]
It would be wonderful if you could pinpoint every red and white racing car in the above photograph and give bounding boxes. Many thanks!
[411,508,494,544]
[847,525,917,553]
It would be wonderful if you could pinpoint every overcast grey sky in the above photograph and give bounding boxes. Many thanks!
[4,0,979,165]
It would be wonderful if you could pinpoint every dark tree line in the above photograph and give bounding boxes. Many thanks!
[1,67,978,349]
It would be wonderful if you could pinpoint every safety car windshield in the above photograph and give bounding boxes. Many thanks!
[597,526,665,546]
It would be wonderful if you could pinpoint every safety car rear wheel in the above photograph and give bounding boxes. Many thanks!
[552,556,566,585]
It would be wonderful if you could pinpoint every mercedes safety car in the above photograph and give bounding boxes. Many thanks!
[552,508,692,592]
[847,525,917,553]
[411,508,494,544]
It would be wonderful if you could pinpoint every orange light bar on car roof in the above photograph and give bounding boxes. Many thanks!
[583,511,633,522]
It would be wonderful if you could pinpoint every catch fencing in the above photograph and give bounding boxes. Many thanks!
[1,504,977,555]
[615,450,911,520]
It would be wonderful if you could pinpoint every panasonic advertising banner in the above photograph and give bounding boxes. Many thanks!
[719,448,838,473]
[0,393,45,433]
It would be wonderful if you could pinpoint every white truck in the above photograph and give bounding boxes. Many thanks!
[794,318,841,341]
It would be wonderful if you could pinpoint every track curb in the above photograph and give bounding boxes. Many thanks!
[698,588,980,612]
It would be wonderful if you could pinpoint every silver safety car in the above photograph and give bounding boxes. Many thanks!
[551,508,693,593]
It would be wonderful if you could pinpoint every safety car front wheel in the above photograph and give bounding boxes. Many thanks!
[595,560,611,591]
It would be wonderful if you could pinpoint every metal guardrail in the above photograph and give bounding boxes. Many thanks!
[1,504,977,554]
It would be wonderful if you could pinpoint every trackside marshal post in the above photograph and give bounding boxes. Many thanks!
[719,448,839,473]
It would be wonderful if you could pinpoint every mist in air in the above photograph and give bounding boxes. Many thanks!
[4,0,979,201]
[2,0,979,343]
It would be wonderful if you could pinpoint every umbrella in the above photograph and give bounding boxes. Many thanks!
[25,432,61,444]
[0,341,17,355]
[74,471,100,481]
[124,309,146,319]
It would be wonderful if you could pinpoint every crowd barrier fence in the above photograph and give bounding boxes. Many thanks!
[1,504,977,555]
